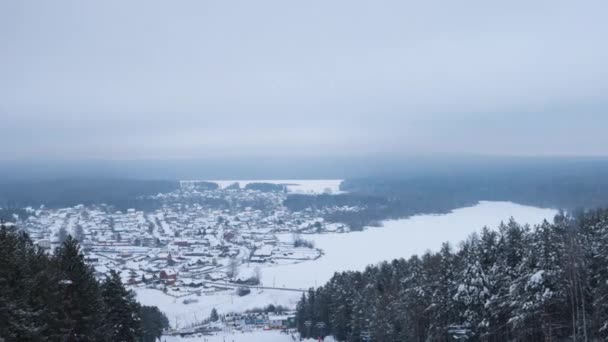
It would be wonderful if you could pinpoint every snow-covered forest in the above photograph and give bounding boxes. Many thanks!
[0,225,168,341]
[296,210,608,341]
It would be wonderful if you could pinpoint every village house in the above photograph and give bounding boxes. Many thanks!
[159,269,178,285]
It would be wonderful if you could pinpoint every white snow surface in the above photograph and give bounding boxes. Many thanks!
[163,330,336,342]
[246,201,556,290]
[208,180,344,194]
[529,270,545,285]
[136,288,301,329]
[138,201,556,328]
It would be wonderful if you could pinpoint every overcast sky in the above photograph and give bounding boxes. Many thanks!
[1,0,608,160]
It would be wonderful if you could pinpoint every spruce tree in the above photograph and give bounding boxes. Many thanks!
[427,243,457,342]
[0,225,168,342]
[54,235,104,341]
[0,225,40,341]
[139,306,169,342]
[210,308,219,322]
[101,270,141,342]
[327,273,355,341]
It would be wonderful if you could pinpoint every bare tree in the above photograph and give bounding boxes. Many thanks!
[253,266,262,285]
[57,226,68,244]
[226,258,239,280]
[74,224,85,242]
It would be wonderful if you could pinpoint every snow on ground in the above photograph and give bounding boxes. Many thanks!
[157,213,175,236]
[136,288,301,329]
[163,330,336,342]
[208,180,344,194]
[146,213,161,238]
[140,201,556,328]
[243,201,557,290]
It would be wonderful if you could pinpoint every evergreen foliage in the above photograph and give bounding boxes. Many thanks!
[139,306,169,342]
[54,236,104,341]
[0,224,168,342]
[209,308,219,322]
[101,270,141,341]
[296,210,608,341]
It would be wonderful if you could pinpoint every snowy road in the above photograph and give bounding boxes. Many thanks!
[198,281,306,292]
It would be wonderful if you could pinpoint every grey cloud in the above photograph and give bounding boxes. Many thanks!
[1,0,607,159]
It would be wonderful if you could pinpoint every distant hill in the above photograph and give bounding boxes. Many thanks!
[0,179,179,210]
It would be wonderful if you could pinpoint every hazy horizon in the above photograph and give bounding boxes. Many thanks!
[1,156,608,181]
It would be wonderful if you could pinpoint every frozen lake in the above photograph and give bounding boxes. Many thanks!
[139,201,557,326]
[249,201,557,289]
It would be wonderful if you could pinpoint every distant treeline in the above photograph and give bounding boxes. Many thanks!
[184,181,286,192]
[284,164,608,229]
[284,191,469,230]
[283,194,394,230]
[0,225,169,341]
[0,179,290,215]
[341,167,608,210]
[296,210,608,341]
[185,181,219,191]
[0,179,179,211]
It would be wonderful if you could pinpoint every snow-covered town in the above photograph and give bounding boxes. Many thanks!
[5,179,561,341]
[13,180,347,336]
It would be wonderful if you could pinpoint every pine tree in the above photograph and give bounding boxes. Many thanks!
[453,235,491,339]
[139,306,169,342]
[427,243,457,342]
[0,225,167,342]
[398,255,432,341]
[305,288,317,338]
[369,261,401,341]
[585,210,608,338]
[348,281,375,342]
[296,292,308,336]
[491,220,529,340]
[210,308,219,322]
[101,270,141,342]
[327,273,355,341]
[27,246,64,340]
[54,235,104,341]
[0,225,40,341]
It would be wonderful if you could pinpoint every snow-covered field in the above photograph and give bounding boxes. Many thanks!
[136,288,301,329]
[208,180,343,194]
[138,201,556,328]
[163,330,336,342]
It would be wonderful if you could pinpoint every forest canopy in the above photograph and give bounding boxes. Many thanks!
[0,225,169,341]
[296,209,608,341]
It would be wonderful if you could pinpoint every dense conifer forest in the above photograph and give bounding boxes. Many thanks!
[0,179,179,211]
[0,224,168,342]
[285,166,608,230]
[296,209,608,341]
